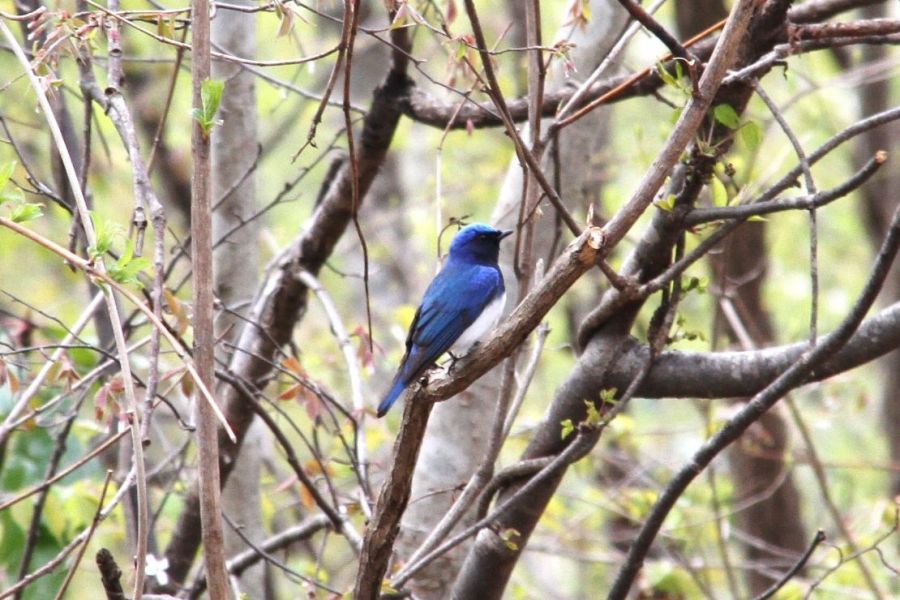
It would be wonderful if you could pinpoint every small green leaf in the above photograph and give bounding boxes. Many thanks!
[740,120,763,149]
[10,202,43,223]
[655,194,677,212]
[0,161,16,191]
[656,61,678,88]
[683,275,709,294]
[713,103,740,129]
[194,78,225,135]
[108,239,151,286]
[599,388,618,408]
[669,106,684,125]
[91,218,115,258]
[747,215,768,222]
[390,3,408,29]
[119,237,135,265]
[157,15,174,39]
[0,162,21,205]
[560,418,574,440]
[710,177,728,207]
[0,188,24,206]
[584,399,601,426]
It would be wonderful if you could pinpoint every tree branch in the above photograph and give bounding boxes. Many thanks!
[608,202,900,597]
[603,300,900,398]
[684,151,886,225]
[157,19,414,592]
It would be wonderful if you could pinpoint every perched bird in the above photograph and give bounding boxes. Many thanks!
[378,223,513,417]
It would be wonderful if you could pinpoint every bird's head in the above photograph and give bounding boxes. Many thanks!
[448,223,513,264]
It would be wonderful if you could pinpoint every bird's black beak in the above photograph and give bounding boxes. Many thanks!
[499,229,514,241]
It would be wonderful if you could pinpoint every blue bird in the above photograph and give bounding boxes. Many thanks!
[378,223,513,417]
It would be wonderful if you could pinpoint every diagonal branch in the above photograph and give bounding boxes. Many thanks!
[608,201,900,598]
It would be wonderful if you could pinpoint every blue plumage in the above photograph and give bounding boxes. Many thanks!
[378,223,513,417]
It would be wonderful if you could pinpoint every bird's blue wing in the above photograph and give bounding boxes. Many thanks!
[400,263,502,383]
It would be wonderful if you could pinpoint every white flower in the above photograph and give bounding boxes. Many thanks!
[145,554,170,586]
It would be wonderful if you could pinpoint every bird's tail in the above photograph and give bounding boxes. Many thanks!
[377,377,407,418]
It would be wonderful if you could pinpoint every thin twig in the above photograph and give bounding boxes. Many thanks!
[0,21,150,596]
[616,0,691,62]
[52,470,115,600]
[751,81,820,344]
[785,397,886,598]
[608,202,900,598]
[0,292,104,445]
[0,429,128,512]
[189,0,230,593]
[462,0,580,236]
[0,217,234,439]
[684,152,885,225]
[296,269,371,506]
[751,530,826,600]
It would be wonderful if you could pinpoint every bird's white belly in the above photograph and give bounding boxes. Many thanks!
[451,292,507,354]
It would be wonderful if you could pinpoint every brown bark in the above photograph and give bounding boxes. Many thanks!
[190,0,230,595]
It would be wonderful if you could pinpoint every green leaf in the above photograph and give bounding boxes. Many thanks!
[713,103,740,129]
[0,162,21,205]
[683,275,708,294]
[599,388,618,408]
[108,239,151,286]
[0,161,15,191]
[499,528,520,551]
[584,399,601,426]
[710,177,728,207]
[740,120,763,149]
[0,188,24,206]
[10,202,44,223]
[195,78,225,135]
[656,61,678,89]
[655,194,677,212]
[91,217,115,258]
[119,237,135,265]
[669,106,683,125]
[560,418,574,440]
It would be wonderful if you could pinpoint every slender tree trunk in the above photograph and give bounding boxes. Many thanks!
[210,2,265,597]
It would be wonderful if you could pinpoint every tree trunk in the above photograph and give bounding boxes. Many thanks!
[211,2,265,597]
[395,2,628,597]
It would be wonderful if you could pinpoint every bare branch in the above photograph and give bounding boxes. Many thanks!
[608,202,900,597]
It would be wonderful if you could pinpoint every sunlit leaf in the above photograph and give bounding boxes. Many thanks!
[10,202,44,223]
[740,120,763,149]
[713,103,740,129]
